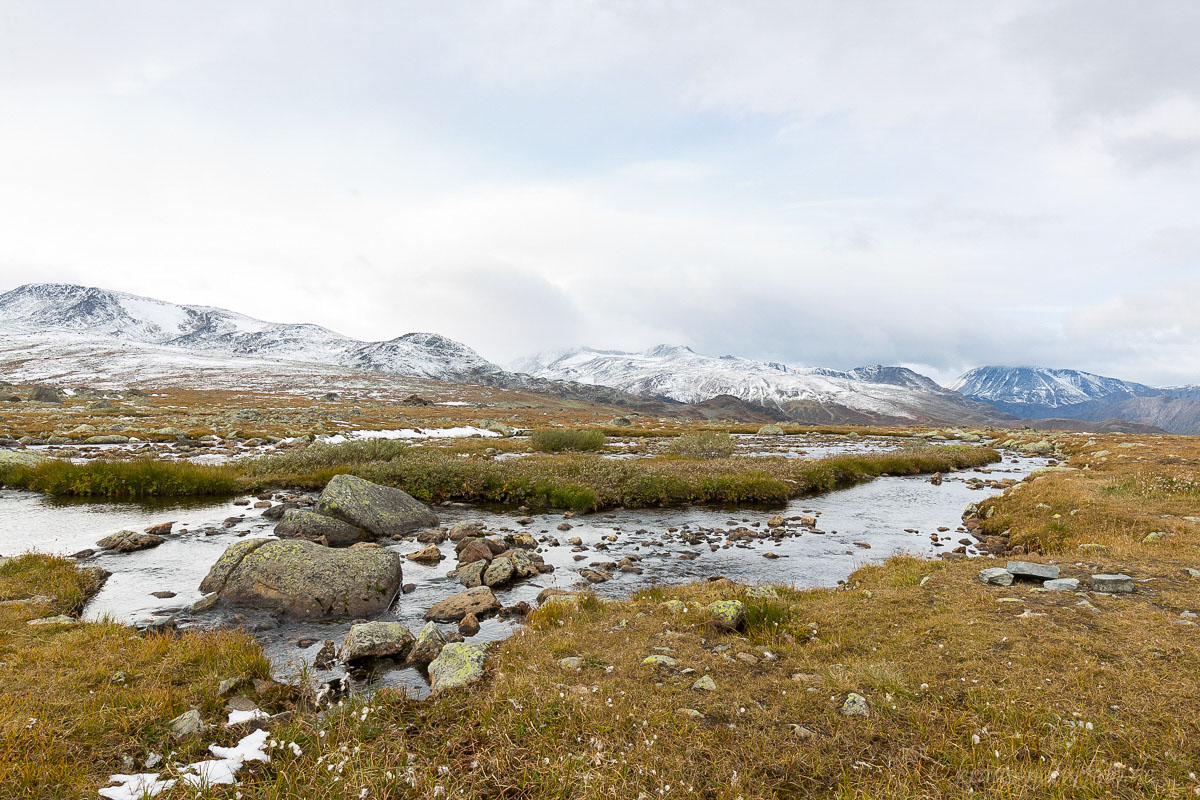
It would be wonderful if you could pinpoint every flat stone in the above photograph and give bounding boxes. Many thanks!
[27,614,76,626]
[643,654,678,667]
[1006,561,1059,580]
[978,567,1014,586]
[1091,573,1135,593]
[1043,578,1080,591]
[96,530,164,552]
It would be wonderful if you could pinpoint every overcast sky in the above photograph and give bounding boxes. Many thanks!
[2,1,1199,386]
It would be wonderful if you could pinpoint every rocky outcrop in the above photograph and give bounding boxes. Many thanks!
[316,474,439,536]
[198,538,403,619]
[274,508,372,547]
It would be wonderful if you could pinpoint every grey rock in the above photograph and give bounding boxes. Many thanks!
[27,614,76,626]
[978,567,1014,586]
[1006,561,1059,580]
[198,538,403,619]
[1091,573,1135,593]
[456,560,487,588]
[1043,578,1080,591]
[167,709,205,739]
[340,621,415,662]
[316,474,439,537]
[408,621,449,665]
[483,556,515,587]
[275,509,372,547]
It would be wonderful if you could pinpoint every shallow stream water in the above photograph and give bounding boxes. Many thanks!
[0,449,1045,697]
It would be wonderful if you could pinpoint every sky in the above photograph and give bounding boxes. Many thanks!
[1,1,1199,387]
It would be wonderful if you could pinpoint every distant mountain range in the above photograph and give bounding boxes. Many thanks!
[2,283,1196,432]
[952,365,1200,435]
[512,346,1000,425]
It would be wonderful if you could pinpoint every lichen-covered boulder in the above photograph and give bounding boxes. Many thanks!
[408,621,449,665]
[199,538,403,619]
[428,642,487,692]
[757,424,785,435]
[483,556,514,587]
[316,474,439,537]
[424,586,500,622]
[706,599,746,630]
[274,509,372,547]
[340,621,415,662]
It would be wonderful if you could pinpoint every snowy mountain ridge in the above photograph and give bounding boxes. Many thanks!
[510,346,995,423]
[951,366,1160,410]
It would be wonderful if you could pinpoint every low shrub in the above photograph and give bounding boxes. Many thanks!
[666,430,736,458]
[530,428,607,452]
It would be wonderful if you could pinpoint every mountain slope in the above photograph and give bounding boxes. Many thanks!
[512,346,1002,425]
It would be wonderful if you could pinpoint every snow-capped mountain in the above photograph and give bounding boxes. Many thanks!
[0,283,504,383]
[511,346,999,424]
[951,366,1160,412]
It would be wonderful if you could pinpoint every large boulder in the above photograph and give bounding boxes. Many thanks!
[428,643,487,693]
[274,509,372,547]
[425,586,500,622]
[340,621,415,662]
[456,560,487,588]
[199,538,403,619]
[316,474,439,537]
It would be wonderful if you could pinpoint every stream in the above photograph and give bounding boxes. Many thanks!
[0,449,1046,698]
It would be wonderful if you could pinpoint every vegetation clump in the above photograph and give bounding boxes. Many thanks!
[666,430,736,458]
[529,428,607,452]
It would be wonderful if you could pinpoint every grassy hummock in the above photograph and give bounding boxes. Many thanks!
[0,442,999,511]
